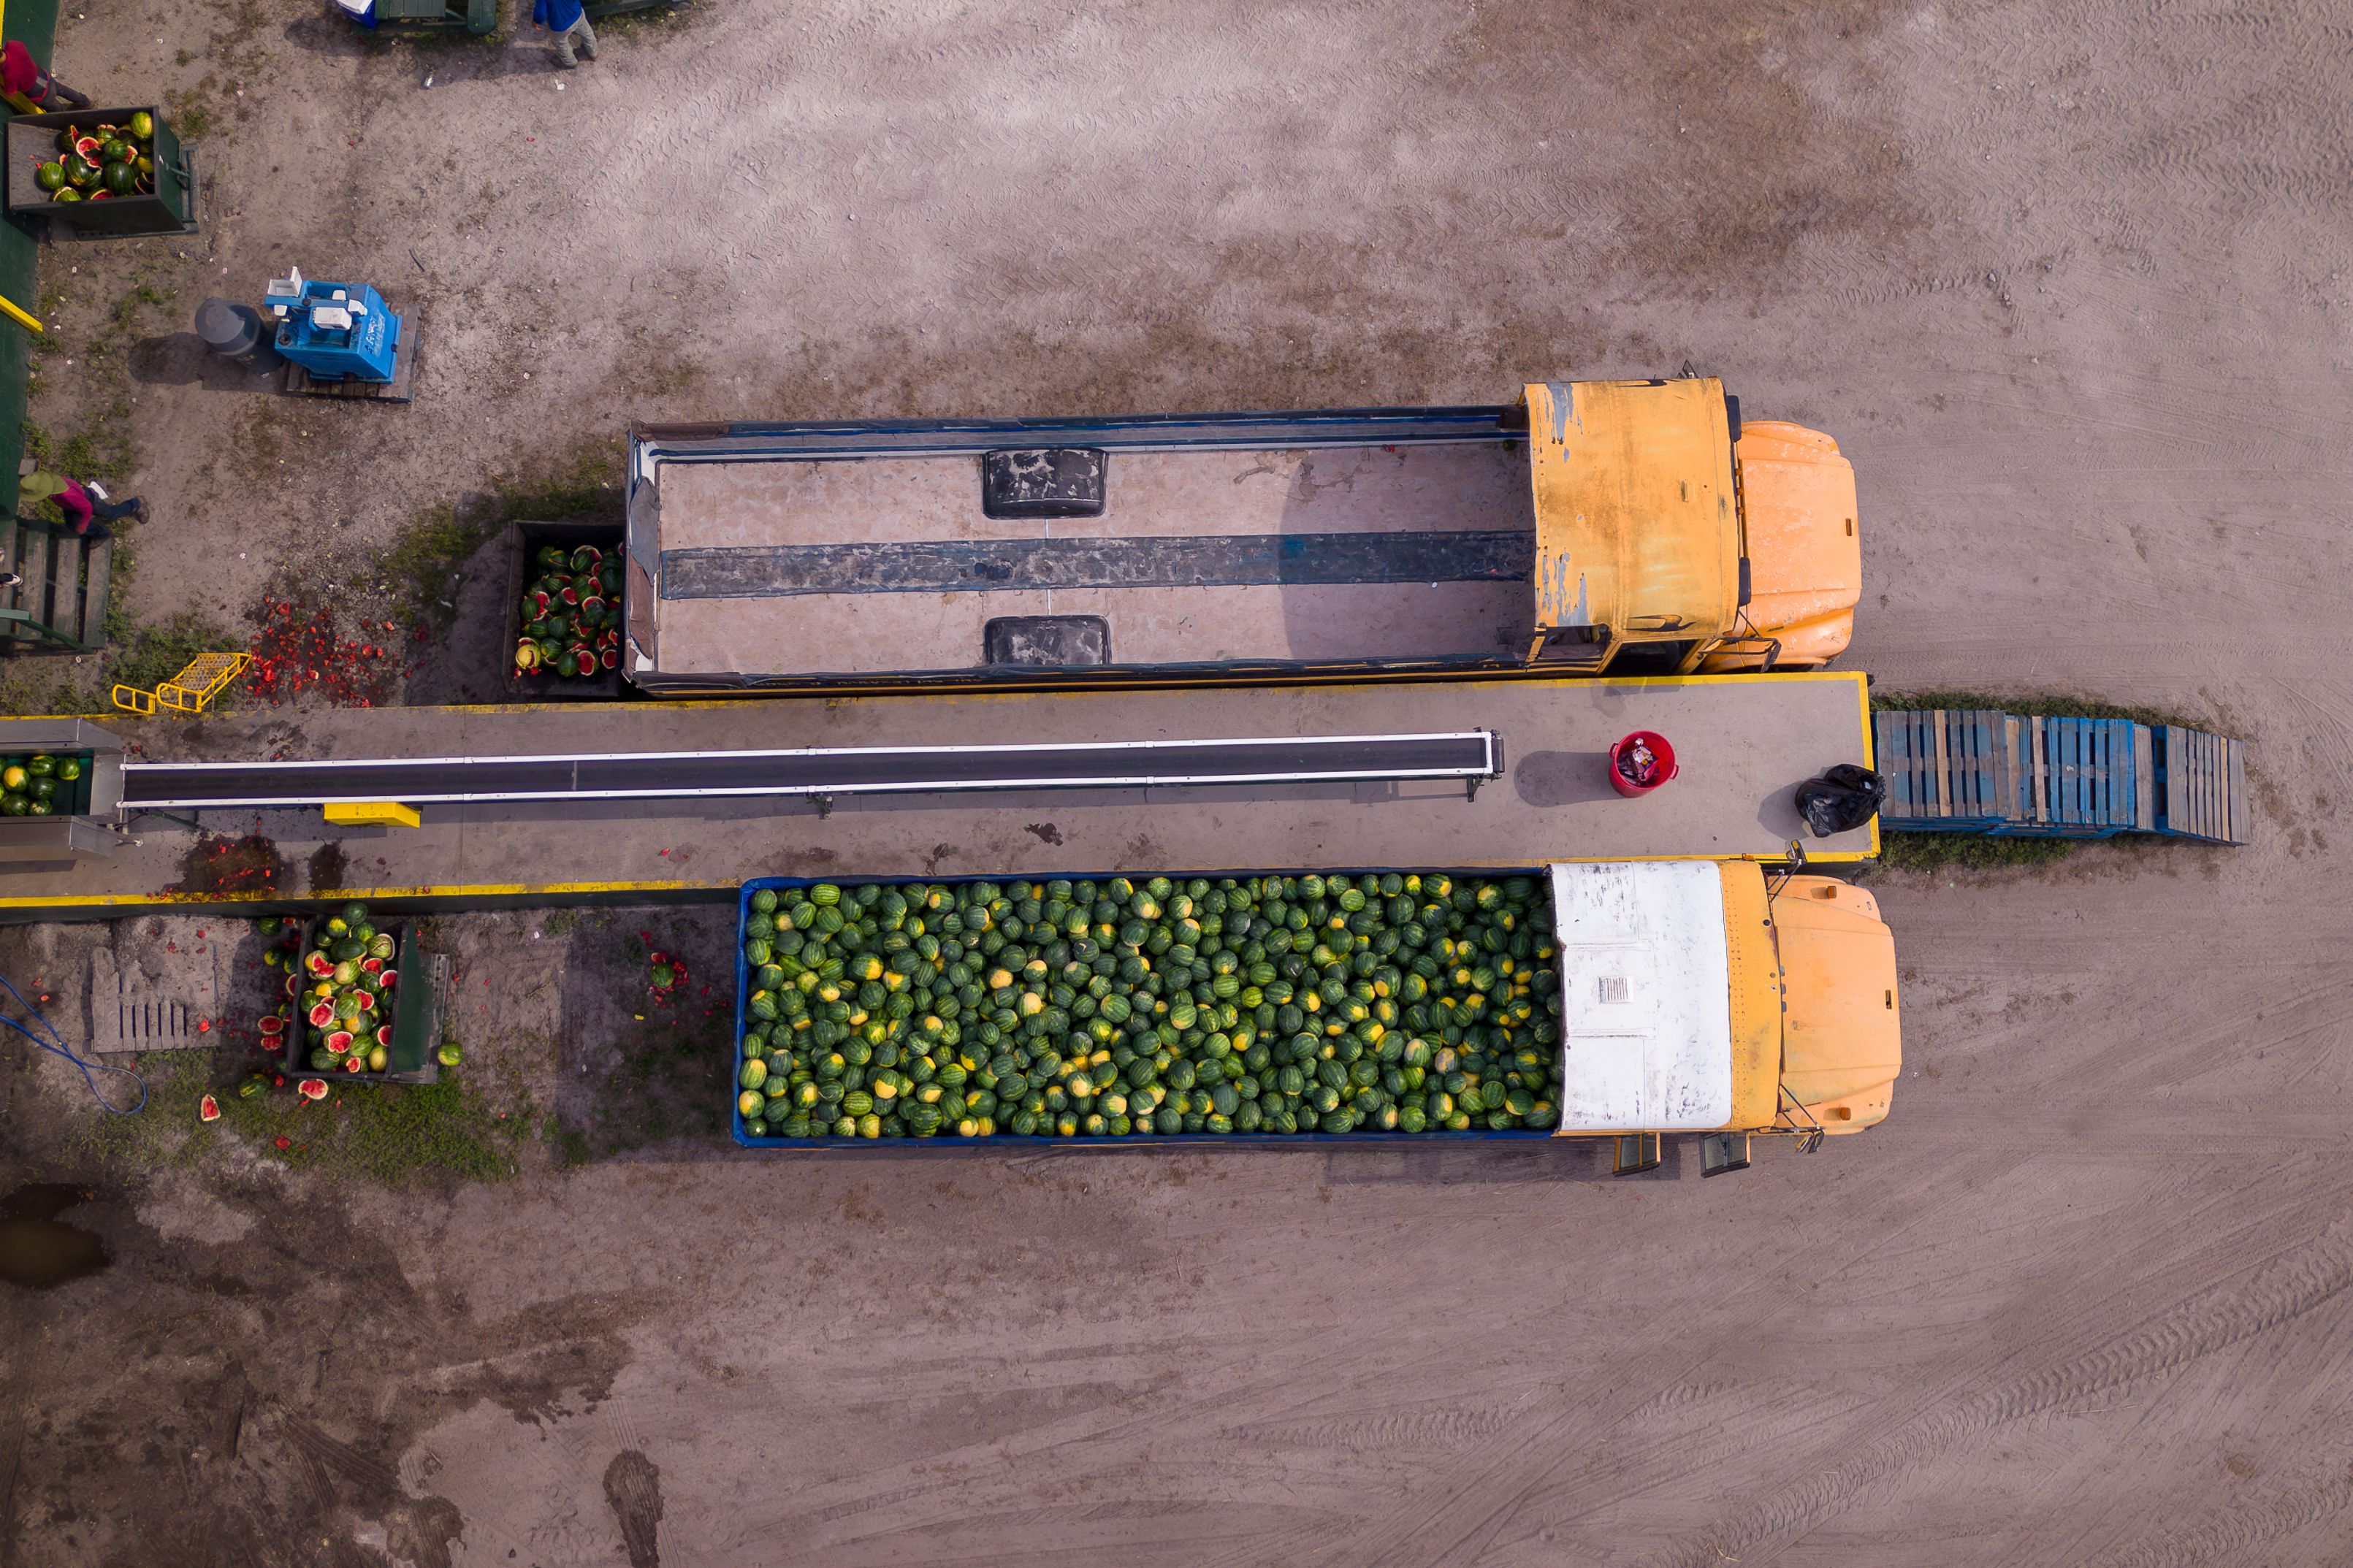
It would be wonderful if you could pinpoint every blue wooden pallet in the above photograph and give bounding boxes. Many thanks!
[1996,716,2143,838]
[1872,710,2243,845]
[1874,708,2015,830]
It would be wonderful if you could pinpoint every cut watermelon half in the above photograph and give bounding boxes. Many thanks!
[308,1001,336,1028]
[379,970,399,990]
[600,647,619,670]
[283,974,299,998]
[258,1015,284,1036]
[360,956,384,975]
[352,990,376,1012]
[199,1093,221,1123]
[375,1023,394,1047]
[325,1030,354,1053]
[343,1054,365,1072]
[305,951,334,977]
[297,1078,329,1101]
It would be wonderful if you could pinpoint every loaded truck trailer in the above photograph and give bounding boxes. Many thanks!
[626,377,1861,695]
[731,860,1899,1164]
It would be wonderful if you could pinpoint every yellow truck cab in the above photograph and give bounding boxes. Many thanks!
[624,378,1861,694]
[1547,860,1899,1158]
[1523,378,1861,676]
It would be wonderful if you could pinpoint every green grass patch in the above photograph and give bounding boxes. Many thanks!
[68,1049,522,1187]
[23,418,134,491]
[212,1068,522,1185]
[1874,831,2078,874]
[379,437,625,627]
[1871,687,2203,730]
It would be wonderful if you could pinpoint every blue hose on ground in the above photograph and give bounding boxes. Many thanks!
[0,971,145,1115]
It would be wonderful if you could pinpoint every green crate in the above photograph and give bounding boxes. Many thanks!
[277,916,443,1083]
[4,107,195,237]
[368,0,499,31]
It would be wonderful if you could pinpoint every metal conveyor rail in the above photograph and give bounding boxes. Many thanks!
[117,731,1504,812]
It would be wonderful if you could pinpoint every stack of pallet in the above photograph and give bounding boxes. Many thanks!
[1871,708,2245,844]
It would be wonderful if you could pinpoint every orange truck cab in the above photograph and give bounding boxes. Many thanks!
[1523,378,1862,676]
[1547,861,1899,1159]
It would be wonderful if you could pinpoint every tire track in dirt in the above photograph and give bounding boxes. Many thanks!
[2081,1458,2353,1568]
[1635,1217,2353,1568]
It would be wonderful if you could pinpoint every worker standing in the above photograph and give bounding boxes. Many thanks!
[20,470,144,543]
[0,40,90,110]
[533,0,600,69]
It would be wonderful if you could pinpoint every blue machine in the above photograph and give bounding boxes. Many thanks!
[264,268,403,383]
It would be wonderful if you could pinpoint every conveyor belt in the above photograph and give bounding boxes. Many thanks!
[116,730,1502,811]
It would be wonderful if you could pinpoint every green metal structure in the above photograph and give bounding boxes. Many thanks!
[0,0,58,497]
[368,0,500,32]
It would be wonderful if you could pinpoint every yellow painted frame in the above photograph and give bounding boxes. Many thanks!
[324,801,422,830]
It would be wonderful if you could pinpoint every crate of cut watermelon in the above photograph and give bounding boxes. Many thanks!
[258,902,449,1085]
[504,521,626,700]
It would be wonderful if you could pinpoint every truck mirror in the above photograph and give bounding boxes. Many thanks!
[1610,1133,1662,1177]
[1701,1131,1752,1177]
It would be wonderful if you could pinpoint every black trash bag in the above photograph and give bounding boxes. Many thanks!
[1796,764,1886,838]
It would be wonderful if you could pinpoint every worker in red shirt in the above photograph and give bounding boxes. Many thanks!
[19,469,143,542]
[1,41,89,110]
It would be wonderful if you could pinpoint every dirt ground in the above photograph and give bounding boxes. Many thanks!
[2,0,2352,1563]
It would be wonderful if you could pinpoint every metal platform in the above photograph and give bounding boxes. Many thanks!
[0,671,1876,919]
[118,731,1502,811]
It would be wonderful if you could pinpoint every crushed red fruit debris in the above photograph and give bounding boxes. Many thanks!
[274,1136,290,1150]
[246,595,409,707]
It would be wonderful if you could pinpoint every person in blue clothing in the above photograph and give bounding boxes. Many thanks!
[533,0,599,69]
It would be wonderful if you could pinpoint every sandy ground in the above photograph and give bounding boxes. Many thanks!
[2,0,2352,1564]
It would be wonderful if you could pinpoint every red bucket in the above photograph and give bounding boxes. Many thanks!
[1608,731,1678,798]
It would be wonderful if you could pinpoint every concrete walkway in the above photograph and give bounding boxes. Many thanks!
[1,671,1873,917]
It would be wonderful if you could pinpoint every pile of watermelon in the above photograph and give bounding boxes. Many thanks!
[0,752,82,817]
[516,544,621,680]
[736,872,1564,1140]
[31,112,158,204]
[261,903,402,1075]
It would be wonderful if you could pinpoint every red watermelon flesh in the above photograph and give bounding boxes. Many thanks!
[308,1001,336,1028]
[326,1030,354,1053]
[375,1024,394,1047]
[259,1015,284,1036]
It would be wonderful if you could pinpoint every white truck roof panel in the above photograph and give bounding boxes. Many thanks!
[1547,861,1734,1131]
